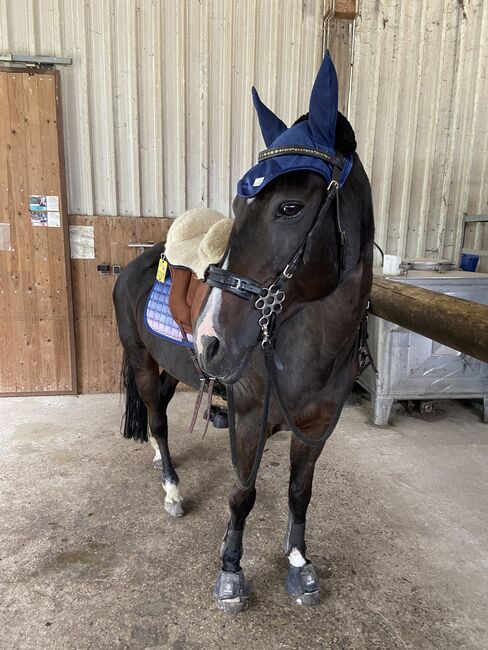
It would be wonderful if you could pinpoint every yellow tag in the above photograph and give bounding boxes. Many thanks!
[156,258,168,283]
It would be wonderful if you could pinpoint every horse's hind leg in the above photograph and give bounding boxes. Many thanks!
[127,350,183,516]
[152,370,182,517]
[148,432,163,469]
[283,438,323,605]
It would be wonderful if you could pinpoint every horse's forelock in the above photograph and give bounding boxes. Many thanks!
[291,112,357,157]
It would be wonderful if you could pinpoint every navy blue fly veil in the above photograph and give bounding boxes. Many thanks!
[237,51,352,198]
[205,50,353,305]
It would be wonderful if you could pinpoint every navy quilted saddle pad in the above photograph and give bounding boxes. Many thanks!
[144,277,194,347]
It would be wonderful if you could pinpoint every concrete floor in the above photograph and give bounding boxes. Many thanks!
[1,392,488,650]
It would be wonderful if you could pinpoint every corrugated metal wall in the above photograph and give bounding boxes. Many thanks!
[0,0,325,218]
[1,0,487,265]
[335,0,488,263]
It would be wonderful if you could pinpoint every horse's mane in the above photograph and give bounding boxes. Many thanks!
[293,112,357,157]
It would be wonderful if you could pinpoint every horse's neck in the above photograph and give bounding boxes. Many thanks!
[280,262,367,367]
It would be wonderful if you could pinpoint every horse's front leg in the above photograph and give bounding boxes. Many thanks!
[283,435,324,605]
[213,412,263,614]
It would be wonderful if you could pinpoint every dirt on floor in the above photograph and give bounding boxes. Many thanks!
[1,392,487,650]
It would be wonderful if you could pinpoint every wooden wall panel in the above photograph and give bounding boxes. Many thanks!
[0,70,75,395]
[69,215,171,393]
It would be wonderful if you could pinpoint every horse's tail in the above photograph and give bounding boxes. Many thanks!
[121,352,148,442]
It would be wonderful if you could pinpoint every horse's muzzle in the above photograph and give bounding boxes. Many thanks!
[198,334,252,384]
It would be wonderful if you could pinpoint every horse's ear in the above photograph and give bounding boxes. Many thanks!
[252,87,287,147]
[308,51,338,147]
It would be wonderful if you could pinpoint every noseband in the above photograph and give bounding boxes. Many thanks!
[202,148,351,490]
[205,148,347,347]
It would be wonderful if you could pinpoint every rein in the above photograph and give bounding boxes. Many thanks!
[205,148,349,489]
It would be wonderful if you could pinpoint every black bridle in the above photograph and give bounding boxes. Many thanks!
[204,146,350,489]
[206,148,347,347]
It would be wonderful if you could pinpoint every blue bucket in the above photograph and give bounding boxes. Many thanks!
[460,254,479,272]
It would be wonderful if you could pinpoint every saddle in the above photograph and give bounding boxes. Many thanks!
[157,208,232,338]
[143,208,232,434]
[168,267,207,335]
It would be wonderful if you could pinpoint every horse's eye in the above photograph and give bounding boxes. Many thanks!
[277,202,303,219]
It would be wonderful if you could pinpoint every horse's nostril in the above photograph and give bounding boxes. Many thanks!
[207,336,219,358]
[202,335,220,365]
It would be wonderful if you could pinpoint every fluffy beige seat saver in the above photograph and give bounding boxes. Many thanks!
[164,208,233,279]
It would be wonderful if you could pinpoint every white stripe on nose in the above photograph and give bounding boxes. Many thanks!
[195,286,222,354]
[195,252,230,354]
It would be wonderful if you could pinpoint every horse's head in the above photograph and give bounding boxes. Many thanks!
[194,52,358,382]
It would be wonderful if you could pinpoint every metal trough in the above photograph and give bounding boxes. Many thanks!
[359,270,488,425]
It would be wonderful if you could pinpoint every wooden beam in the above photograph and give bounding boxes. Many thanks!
[334,0,358,20]
[370,277,488,363]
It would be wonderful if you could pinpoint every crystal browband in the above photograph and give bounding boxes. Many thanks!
[258,145,344,168]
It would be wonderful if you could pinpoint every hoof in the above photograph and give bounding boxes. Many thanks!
[212,409,228,429]
[164,500,184,517]
[285,563,320,605]
[213,570,250,614]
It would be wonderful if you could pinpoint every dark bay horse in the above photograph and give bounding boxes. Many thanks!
[114,53,374,612]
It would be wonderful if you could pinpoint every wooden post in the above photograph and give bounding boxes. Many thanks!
[334,0,358,20]
[370,277,488,363]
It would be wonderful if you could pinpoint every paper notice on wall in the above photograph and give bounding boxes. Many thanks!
[69,225,95,259]
[29,195,48,211]
[30,211,48,227]
[0,223,11,251]
[46,195,59,211]
[29,195,60,211]
[47,212,61,227]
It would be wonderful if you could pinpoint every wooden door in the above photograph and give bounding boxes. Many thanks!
[69,215,171,393]
[0,69,76,395]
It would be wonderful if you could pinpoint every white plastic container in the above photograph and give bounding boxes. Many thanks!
[382,254,402,275]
